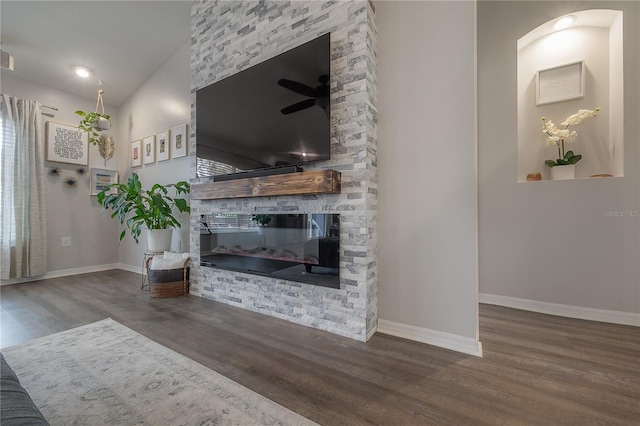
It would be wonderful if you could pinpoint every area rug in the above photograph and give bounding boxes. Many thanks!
[1,318,317,426]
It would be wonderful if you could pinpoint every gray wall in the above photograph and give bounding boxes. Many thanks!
[478,1,639,319]
[376,1,480,354]
[189,0,378,341]
[115,41,192,271]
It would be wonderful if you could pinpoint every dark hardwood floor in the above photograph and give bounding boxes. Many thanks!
[1,270,638,425]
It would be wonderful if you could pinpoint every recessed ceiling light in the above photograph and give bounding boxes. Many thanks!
[554,15,575,30]
[73,66,90,78]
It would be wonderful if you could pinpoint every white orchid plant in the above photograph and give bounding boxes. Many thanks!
[542,107,600,168]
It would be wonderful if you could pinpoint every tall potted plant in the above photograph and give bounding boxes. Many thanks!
[251,214,272,227]
[97,172,190,252]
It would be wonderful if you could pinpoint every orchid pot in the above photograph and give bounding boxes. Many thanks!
[550,164,575,181]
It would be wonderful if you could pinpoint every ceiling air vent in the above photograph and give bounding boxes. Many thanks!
[1,50,14,71]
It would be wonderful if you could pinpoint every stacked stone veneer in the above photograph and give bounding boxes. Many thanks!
[189,0,377,341]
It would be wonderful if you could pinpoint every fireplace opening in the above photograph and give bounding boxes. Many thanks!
[200,213,340,288]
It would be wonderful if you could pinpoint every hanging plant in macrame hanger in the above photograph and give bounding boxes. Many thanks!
[76,81,115,166]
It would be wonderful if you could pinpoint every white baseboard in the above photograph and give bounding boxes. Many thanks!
[377,319,483,357]
[479,293,640,327]
[116,263,143,275]
[1,264,120,286]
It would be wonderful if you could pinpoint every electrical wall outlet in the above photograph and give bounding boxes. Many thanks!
[61,237,71,247]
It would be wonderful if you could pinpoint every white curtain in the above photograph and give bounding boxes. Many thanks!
[0,95,47,279]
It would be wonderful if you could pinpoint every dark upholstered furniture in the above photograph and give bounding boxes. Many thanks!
[0,353,49,425]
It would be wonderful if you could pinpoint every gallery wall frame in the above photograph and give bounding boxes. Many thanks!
[142,135,155,164]
[156,130,170,162]
[536,60,585,105]
[131,139,142,167]
[171,124,188,158]
[45,121,89,165]
[90,168,118,196]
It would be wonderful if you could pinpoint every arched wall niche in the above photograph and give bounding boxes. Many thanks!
[517,9,623,182]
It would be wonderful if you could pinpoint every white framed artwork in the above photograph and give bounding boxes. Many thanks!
[536,61,585,105]
[90,168,118,196]
[156,130,170,162]
[45,121,89,165]
[131,139,142,167]
[142,135,155,164]
[171,124,188,158]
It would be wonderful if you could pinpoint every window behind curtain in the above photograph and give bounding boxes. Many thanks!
[1,95,47,279]
[196,157,241,178]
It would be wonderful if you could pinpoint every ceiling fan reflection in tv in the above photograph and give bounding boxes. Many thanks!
[195,32,331,178]
[278,74,329,117]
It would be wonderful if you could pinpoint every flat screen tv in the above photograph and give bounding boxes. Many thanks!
[196,33,331,178]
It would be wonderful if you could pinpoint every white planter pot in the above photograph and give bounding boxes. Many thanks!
[147,229,172,252]
[551,164,575,181]
[93,116,111,131]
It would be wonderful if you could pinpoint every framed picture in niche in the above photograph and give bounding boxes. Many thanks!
[536,61,585,105]
[156,130,170,162]
[45,121,89,165]
[131,139,142,167]
[90,168,118,196]
[171,124,188,158]
[142,135,155,164]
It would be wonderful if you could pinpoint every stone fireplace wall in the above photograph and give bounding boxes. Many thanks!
[189,0,377,341]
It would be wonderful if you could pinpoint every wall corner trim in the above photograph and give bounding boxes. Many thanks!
[377,319,483,357]
[479,293,640,327]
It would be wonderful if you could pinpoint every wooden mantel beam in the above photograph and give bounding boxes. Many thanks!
[191,169,341,200]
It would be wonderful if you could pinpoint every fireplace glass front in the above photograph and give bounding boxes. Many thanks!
[200,213,340,288]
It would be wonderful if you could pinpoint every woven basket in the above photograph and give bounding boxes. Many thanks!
[145,256,190,298]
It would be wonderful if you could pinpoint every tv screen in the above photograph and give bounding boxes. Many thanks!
[196,33,331,177]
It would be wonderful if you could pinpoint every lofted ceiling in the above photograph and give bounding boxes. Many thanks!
[0,1,193,107]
